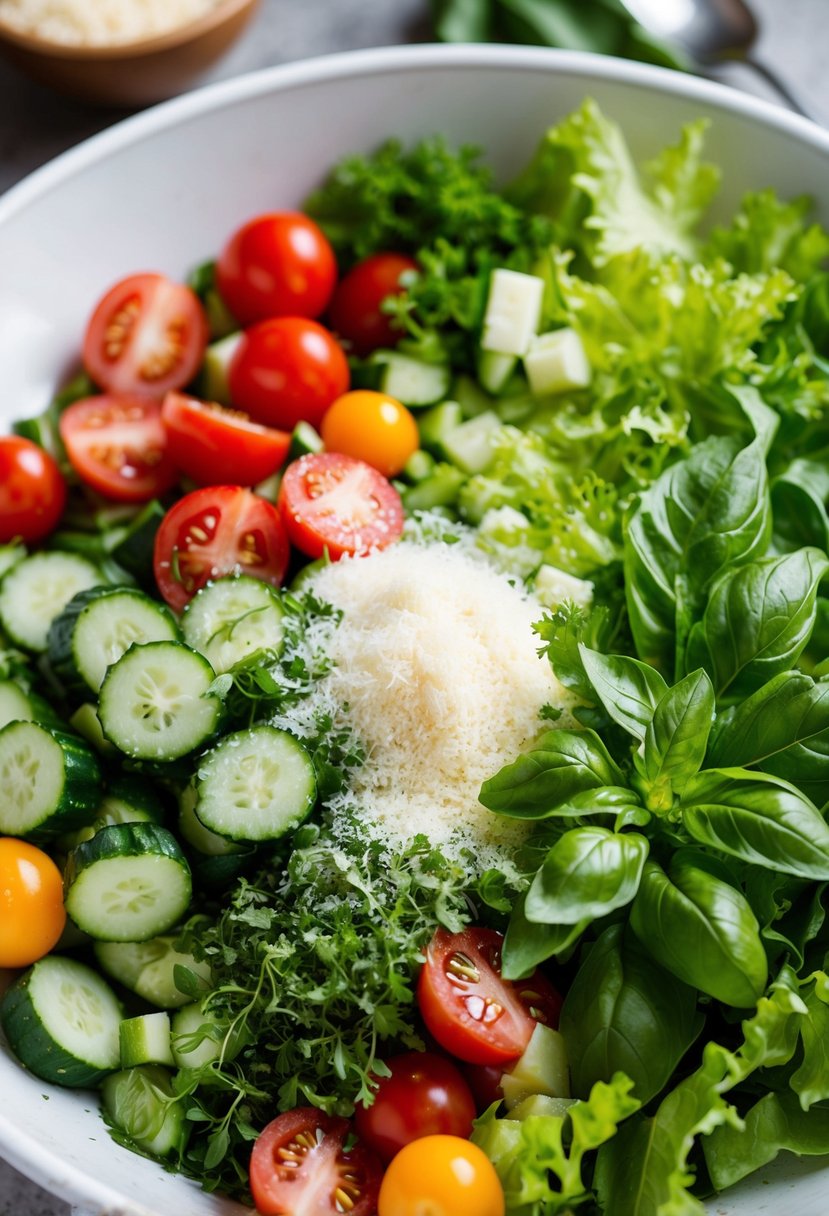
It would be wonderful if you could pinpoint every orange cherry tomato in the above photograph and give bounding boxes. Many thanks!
[320,390,419,478]
[0,838,66,968]
[377,1134,505,1216]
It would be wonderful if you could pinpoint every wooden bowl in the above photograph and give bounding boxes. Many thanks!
[0,0,260,106]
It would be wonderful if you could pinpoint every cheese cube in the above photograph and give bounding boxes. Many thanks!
[481,268,545,356]
[524,327,591,397]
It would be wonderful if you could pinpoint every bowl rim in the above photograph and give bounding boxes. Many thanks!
[0,0,257,60]
[2,40,829,1214]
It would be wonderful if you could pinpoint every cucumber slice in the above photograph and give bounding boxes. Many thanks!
[402,450,436,483]
[59,775,166,850]
[65,823,192,942]
[442,410,500,475]
[49,586,179,694]
[418,400,463,458]
[101,1065,186,1157]
[178,783,248,857]
[0,542,26,582]
[288,421,324,461]
[108,500,166,588]
[501,1023,570,1109]
[200,331,242,405]
[68,703,117,756]
[373,350,451,407]
[170,1000,247,1071]
[403,464,465,512]
[477,349,518,395]
[181,576,285,674]
[0,552,101,652]
[0,955,122,1087]
[98,641,222,761]
[195,725,316,842]
[120,1012,174,1068]
[0,680,64,732]
[0,721,102,842]
[95,934,212,1009]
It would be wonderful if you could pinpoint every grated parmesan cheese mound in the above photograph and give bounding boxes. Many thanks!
[283,541,574,867]
[0,0,222,45]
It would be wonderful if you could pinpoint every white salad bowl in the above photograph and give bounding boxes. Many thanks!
[2,42,829,1216]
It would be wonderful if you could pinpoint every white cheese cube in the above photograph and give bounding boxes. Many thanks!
[524,328,591,397]
[481,268,545,356]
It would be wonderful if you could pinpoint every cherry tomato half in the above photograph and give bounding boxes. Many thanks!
[377,1135,505,1216]
[277,452,404,561]
[418,928,563,1067]
[0,437,66,544]
[228,316,350,432]
[0,838,66,968]
[83,273,208,398]
[355,1052,476,1163]
[250,1107,383,1216]
[161,392,290,487]
[216,212,338,326]
[328,253,419,356]
[320,390,419,478]
[153,485,290,612]
[60,395,179,503]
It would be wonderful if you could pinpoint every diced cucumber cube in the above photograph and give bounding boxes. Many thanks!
[375,351,451,407]
[524,328,591,397]
[501,1023,570,1109]
[478,350,518,396]
[481,268,544,356]
[418,400,463,458]
[120,1011,174,1068]
[442,411,501,475]
[200,332,242,404]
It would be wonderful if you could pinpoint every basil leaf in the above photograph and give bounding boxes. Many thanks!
[681,767,829,879]
[501,890,588,979]
[685,548,829,698]
[560,924,703,1104]
[525,826,649,924]
[521,784,642,820]
[772,466,829,553]
[629,857,768,1007]
[579,645,667,740]
[703,1091,829,1192]
[707,671,829,804]
[634,668,714,810]
[624,434,770,672]
[479,728,623,818]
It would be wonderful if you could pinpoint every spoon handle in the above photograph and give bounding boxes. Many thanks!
[744,55,823,125]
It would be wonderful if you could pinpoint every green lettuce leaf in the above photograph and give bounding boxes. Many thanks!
[705,190,829,283]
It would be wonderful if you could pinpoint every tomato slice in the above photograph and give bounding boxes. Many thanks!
[59,394,179,503]
[153,485,290,612]
[277,452,405,561]
[417,928,563,1067]
[83,272,208,398]
[249,1107,383,1216]
[161,392,290,487]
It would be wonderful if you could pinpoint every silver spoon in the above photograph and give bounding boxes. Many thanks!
[619,0,822,124]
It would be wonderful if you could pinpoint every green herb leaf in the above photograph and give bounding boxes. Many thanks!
[578,645,668,741]
[525,826,649,924]
[479,729,624,818]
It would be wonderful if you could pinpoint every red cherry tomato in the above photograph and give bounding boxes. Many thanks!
[355,1052,476,1163]
[153,485,290,612]
[462,1063,505,1112]
[216,212,338,326]
[277,452,404,561]
[160,392,290,487]
[328,253,419,356]
[228,316,350,431]
[249,1107,382,1216]
[59,395,179,503]
[0,436,66,544]
[83,273,208,398]
[417,928,563,1067]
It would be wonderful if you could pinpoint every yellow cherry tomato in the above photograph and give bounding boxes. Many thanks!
[320,390,419,478]
[0,837,66,968]
[377,1134,505,1216]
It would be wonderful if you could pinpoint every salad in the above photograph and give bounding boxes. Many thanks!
[2,96,829,1216]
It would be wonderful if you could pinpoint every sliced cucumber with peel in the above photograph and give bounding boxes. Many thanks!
[120,1012,174,1068]
[98,640,222,761]
[48,585,179,694]
[0,552,101,652]
[0,720,102,841]
[0,955,122,1087]
[94,933,212,1009]
[0,680,64,732]
[64,823,192,942]
[195,725,316,842]
[373,350,451,406]
[101,1065,186,1157]
[182,575,285,674]
[171,1000,245,1071]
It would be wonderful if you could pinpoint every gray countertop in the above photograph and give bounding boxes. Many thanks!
[2,0,829,1210]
